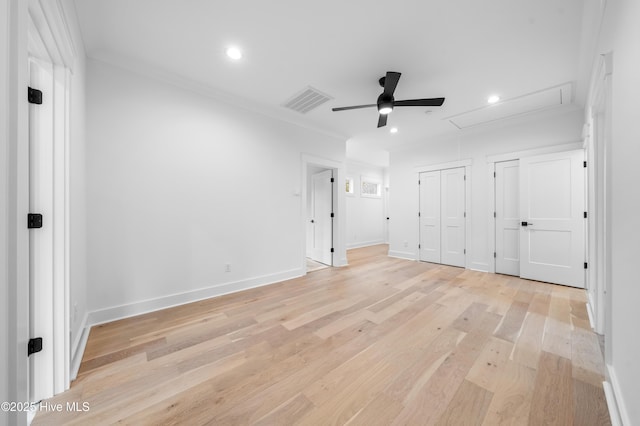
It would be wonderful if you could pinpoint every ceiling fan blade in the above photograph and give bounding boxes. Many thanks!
[377,114,387,128]
[382,71,402,97]
[393,98,445,107]
[332,104,377,112]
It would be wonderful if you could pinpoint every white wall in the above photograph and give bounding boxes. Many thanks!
[346,161,387,249]
[86,59,346,323]
[591,0,640,423]
[388,108,584,268]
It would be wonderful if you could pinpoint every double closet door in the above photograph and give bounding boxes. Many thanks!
[419,167,466,267]
[495,149,585,288]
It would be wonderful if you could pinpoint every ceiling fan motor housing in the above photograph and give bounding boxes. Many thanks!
[377,93,394,114]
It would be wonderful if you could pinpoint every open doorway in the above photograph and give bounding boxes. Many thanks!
[301,154,345,273]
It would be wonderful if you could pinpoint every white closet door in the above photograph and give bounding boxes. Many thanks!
[419,171,441,263]
[520,149,585,288]
[495,160,520,276]
[441,168,466,267]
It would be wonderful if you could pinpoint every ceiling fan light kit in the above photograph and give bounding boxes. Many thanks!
[332,71,446,128]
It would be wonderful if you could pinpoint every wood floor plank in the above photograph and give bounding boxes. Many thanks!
[528,351,574,425]
[32,245,610,425]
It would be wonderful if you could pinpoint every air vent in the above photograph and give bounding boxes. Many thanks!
[283,86,333,114]
[445,83,573,129]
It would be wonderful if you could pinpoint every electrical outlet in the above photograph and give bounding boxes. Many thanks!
[225,263,231,272]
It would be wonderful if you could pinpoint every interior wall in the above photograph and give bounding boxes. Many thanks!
[388,108,584,269]
[592,0,640,423]
[86,59,346,322]
[346,161,386,249]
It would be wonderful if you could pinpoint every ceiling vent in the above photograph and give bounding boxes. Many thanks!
[283,86,333,114]
[445,83,573,129]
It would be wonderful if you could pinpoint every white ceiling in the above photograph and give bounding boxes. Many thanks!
[72,0,590,158]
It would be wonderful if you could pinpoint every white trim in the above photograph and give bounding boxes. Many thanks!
[603,382,622,426]
[586,297,596,330]
[347,240,385,250]
[88,268,304,327]
[485,141,583,164]
[606,364,630,426]
[469,262,489,272]
[69,312,88,381]
[388,250,417,261]
[414,158,472,173]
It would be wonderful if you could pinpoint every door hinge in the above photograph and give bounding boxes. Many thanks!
[28,87,43,105]
[330,248,334,253]
[464,175,466,181]
[28,213,43,229]
[418,244,421,249]
[330,212,334,218]
[583,161,587,168]
[584,262,588,269]
[418,180,421,185]
[28,338,43,356]
[330,177,334,183]
[493,211,496,218]
[418,212,421,217]
[493,171,496,178]
[494,252,496,258]
[463,212,466,218]
[584,211,587,218]
[463,249,466,254]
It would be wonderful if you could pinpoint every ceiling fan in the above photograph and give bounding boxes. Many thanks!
[332,71,445,128]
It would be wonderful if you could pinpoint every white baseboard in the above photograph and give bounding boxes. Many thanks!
[70,312,90,381]
[586,297,596,331]
[347,240,385,250]
[87,268,304,326]
[469,262,489,272]
[606,364,631,426]
[388,250,416,261]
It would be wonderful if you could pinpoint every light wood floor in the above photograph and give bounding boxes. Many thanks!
[34,245,610,425]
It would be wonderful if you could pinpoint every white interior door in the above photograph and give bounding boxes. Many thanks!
[29,59,55,402]
[440,168,466,267]
[495,160,520,276]
[310,170,333,265]
[520,149,585,288]
[419,171,441,263]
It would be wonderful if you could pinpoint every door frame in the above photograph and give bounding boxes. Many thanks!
[487,142,584,274]
[27,0,76,400]
[301,154,347,271]
[414,159,472,268]
[584,52,612,337]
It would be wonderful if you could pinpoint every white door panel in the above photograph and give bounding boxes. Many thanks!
[419,171,440,263]
[495,160,520,275]
[441,168,465,267]
[310,170,333,265]
[419,168,465,267]
[520,150,585,287]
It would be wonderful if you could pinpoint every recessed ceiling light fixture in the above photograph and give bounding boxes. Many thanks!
[226,46,242,60]
[390,127,398,134]
[487,95,500,104]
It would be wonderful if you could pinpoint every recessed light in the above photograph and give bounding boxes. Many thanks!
[390,127,398,134]
[487,95,500,104]
[226,46,242,60]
